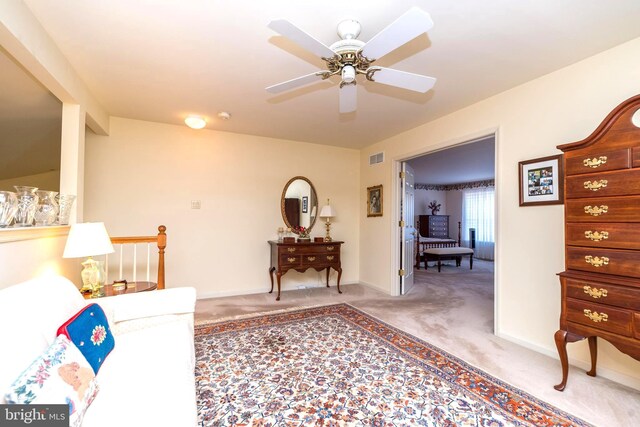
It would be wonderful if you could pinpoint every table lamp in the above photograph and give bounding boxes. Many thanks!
[63,222,114,298]
[319,199,335,242]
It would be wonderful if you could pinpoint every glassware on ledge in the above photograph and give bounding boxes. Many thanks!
[0,191,18,228]
[56,194,77,225]
[34,190,59,226]
[13,186,39,227]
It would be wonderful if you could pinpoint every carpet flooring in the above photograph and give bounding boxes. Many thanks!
[195,304,591,426]
[195,260,640,426]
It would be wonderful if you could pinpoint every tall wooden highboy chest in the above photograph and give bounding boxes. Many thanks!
[554,95,640,391]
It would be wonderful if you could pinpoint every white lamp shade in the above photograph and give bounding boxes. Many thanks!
[319,204,335,218]
[63,222,115,258]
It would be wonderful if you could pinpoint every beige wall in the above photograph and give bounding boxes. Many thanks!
[360,37,640,388]
[0,233,79,289]
[84,117,360,298]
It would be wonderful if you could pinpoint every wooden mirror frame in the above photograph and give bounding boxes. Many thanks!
[280,176,318,234]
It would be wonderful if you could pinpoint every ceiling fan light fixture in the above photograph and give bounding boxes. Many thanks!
[185,115,206,129]
[341,65,356,83]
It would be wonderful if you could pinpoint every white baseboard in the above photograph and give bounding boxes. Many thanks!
[497,331,640,391]
[357,280,388,294]
[196,281,359,301]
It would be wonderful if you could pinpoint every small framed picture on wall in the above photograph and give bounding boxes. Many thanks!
[302,196,308,213]
[367,185,383,217]
[518,154,564,206]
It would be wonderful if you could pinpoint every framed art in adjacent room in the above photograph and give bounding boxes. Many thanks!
[302,196,308,213]
[367,185,383,217]
[518,154,564,206]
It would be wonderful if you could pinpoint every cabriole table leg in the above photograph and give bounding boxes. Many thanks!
[554,329,569,391]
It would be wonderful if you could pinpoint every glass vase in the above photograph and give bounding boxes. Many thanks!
[56,194,76,225]
[34,190,59,226]
[13,186,39,227]
[0,191,18,228]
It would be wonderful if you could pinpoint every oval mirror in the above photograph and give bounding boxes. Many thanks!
[281,176,318,234]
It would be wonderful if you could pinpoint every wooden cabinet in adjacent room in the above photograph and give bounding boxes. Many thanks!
[554,94,640,391]
[418,215,449,238]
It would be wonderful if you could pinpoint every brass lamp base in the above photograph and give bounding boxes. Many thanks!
[324,219,333,242]
[80,257,106,298]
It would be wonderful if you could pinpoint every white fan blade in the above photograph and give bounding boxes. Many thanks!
[268,19,336,59]
[368,67,436,93]
[360,7,434,61]
[266,72,326,93]
[339,84,357,113]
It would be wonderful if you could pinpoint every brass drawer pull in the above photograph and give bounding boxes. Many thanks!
[584,231,609,241]
[326,246,334,251]
[583,180,608,191]
[583,285,608,299]
[583,205,608,216]
[584,255,609,267]
[582,156,608,168]
[583,309,608,323]
[287,257,296,263]
[287,247,296,253]
[307,256,316,261]
[327,255,335,261]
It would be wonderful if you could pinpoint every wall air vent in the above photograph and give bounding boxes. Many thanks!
[369,152,384,166]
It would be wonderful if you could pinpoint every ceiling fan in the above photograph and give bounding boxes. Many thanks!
[266,7,436,113]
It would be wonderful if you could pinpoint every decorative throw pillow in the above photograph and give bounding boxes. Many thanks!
[57,303,115,374]
[4,335,99,427]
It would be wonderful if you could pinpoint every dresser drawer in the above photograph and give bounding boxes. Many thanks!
[429,216,448,224]
[566,196,640,222]
[567,298,632,336]
[278,244,339,255]
[280,255,300,266]
[566,278,640,310]
[566,168,640,198]
[429,231,449,238]
[322,244,340,253]
[299,253,340,265]
[566,222,640,250]
[567,246,640,278]
[565,149,630,176]
[634,313,640,340]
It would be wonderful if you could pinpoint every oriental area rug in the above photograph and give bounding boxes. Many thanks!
[194,304,590,427]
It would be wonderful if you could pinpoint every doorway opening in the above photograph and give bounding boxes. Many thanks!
[396,134,497,330]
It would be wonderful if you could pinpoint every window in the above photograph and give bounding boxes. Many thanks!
[462,187,495,260]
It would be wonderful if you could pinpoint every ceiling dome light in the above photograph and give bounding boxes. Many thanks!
[185,116,206,129]
[217,111,231,120]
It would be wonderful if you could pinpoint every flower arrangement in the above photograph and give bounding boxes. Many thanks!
[293,226,309,238]
[428,200,441,215]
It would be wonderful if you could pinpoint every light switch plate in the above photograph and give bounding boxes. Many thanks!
[191,200,201,209]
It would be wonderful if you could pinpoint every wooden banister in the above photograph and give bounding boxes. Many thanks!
[109,225,166,290]
[157,225,166,290]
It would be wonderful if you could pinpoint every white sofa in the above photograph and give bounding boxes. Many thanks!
[0,275,197,426]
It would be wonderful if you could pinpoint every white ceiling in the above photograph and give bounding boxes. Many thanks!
[407,136,495,185]
[17,0,640,149]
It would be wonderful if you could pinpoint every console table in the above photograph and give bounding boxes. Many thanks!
[268,240,343,301]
